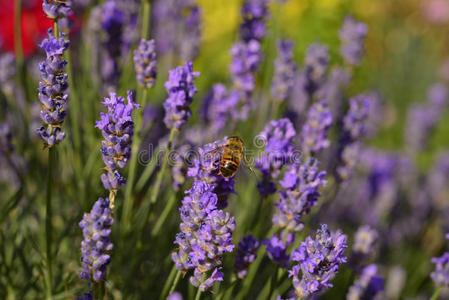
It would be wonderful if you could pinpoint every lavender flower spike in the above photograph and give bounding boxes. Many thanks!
[255,118,296,196]
[352,225,378,260]
[289,224,348,297]
[274,158,327,232]
[431,234,449,286]
[229,40,262,120]
[100,0,125,92]
[300,101,333,156]
[240,0,269,43]
[336,94,372,181]
[271,40,297,102]
[96,91,141,194]
[133,39,157,89]
[263,232,294,268]
[234,235,260,278]
[347,264,384,300]
[37,29,70,147]
[304,44,330,94]
[339,16,368,66]
[171,181,235,291]
[78,198,114,282]
[43,0,72,19]
[163,61,199,130]
[0,53,16,96]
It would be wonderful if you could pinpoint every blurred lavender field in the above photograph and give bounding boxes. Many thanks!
[2,0,449,299]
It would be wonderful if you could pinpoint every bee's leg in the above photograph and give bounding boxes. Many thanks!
[200,165,216,173]
[242,153,258,179]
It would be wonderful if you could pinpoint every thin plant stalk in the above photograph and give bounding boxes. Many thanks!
[141,0,151,40]
[267,266,279,300]
[194,287,203,300]
[159,265,178,300]
[45,147,55,300]
[13,0,23,68]
[430,286,443,300]
[139,128,176,235]
[151,192,177,237]
[168,270,182,297]
[123,88,147,230]
[65,48,82,158]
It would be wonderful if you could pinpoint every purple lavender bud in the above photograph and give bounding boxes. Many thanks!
[229,40,262,120]
[316,67,351,117]
[152,0,201,59]
[240,0,269,43]
[133,39,157,89]
[152,0,176,54]
[36,29,70,147]
[200,84,231,136]
[339,16,368,66]
[167,292,183,300]
[180,4,201,61]
[234,234,260,278]
[171,142,194,191]
[172,181,235,291]
[79,198,114,283]
[163,61,199,130]
[96,91,141,191]
[406,83,448,153]
[187,137,235,208]
[271,40,297,102]
[263,232,294,268]
[431,252,449,286]
[274,158,327,232]
[343,95,371,140]
[75,291,93,300]
[428,152,449,213]
[255,118,296,196]
[0,53,16,96]
[304,44,330,94]
[289,224,347,297]
[352,225,378,259]
[347,264,384,300]
[300,101,333,156]
[0,122,14,155]
[428,82,449,110]
[336,94,372,181]
[43,0,72,19]
[100,0,125,91]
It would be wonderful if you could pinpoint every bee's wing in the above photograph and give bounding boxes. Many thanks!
[204,146,223,159]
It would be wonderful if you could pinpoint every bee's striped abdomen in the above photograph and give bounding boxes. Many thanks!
[219,152,240,178]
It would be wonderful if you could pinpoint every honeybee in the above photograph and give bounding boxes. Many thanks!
[207,136,256,178]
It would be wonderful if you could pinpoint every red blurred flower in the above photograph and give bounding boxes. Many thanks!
[0,0,53,57]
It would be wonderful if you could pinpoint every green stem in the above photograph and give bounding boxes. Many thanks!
[168,270,182,297]
[45,147,55,300]
[123,88,147,230]
[150,128,176,205]
[236,228,276,300]
[54,19,59,39]
[13,0,23,65]
[267,267,279,300]
[65,48,82,159]
[141,0,151,40]
[151,192,177,237]
[159,265,178,300]
[430,286,443,300]
[194,287,203,300]
[139,128,176,235]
